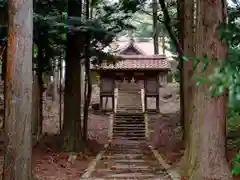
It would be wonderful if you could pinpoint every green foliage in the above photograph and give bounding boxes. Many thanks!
[0,0,135,75]
[173,69,180,83]
[232,154,240,176]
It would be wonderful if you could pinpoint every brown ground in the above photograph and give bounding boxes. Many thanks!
[149,112,184,166]
[32,104,109,180]
[0,93,109,179]
[0,83,239,179]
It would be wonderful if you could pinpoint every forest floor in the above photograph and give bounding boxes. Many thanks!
[33,97,110,179]
[0,83,239,179]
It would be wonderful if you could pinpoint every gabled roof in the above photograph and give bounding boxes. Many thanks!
[91,39,171,71]
[117,40,147,55]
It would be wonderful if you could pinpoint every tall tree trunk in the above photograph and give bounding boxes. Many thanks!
[81,62,85,106]
[178,0,195,175]
[162,36,165,54]
[3,0,33,178]
[32,71,40,139]
[184,0,232,179]
[2,47,6,130]
[52,64,59,103]
[59,56,63,131]
[61,0,84,151]
[177,0,185,142]
[83,0,91,142]
[153,0,159,54]
[35,46,44,139]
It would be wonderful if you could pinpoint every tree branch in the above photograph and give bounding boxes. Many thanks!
[158,0,184,68]
[140,9,164,23]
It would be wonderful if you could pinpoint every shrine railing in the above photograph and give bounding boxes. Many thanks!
[114,88,118,113]
[141,88,149,139]
[141,88,145,113]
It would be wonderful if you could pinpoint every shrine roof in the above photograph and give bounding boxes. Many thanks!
[91,39,172,71]
[91,55,171,71]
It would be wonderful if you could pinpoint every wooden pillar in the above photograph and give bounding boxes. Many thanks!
[99,72,115,112]
[156,74,160,112]
[156,95,160,113]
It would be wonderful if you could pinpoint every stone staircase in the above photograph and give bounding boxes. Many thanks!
[116,82,142,113]
[88,141,171,179]
[114,82,145,141]
[81,82,173,179]
[113,113,145,141]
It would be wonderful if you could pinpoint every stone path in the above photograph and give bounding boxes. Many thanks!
[81,140,172,180]
[81,83,179,180]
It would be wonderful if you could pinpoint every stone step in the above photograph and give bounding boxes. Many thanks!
[117,98,141,100]
[117,108,142,110]
[115,114,144,117]
[115,116,144,119]
[114,122,145,125]
[116,111,143,113]
[113,124,145,127]
[113,131,145,133]
[102,153,144,158]
[117,97,141,99]
[113,129,145,132]
[115,117,144,120]
[115,118,144,120]
[112,135,145,138]
[108,146,146,150]
[112,137,146,141]
[114,123,145,126]
[94,168,162,174]
[108,147,146,151]
[115,119,144,121]
[113,128,145,132]
[94,168,167,176]
[106,172,156,178]
[108,159,146,163]
[103,158,158,164]
[113,133,145,137]
[87,143,170,179]
[114,125,145,128]
[117,105,141,106]
[113,126,145,129]
[110,140,147,145]
[113,130,145,134]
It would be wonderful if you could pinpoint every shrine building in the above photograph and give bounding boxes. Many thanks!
[91,39,171,113]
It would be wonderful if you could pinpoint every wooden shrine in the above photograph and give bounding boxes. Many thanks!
[91,40,171,113]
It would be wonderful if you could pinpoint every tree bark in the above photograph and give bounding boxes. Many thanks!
[83,0,91,142]
[2,47,6,130]
[178,0,195,174]
[59,56,63,131]
[35,46,44,139]
[61,0,84,151]
[32,71,40,138]
[52,65,59,103]
[184,0,232,179]
[153,0,159,55]
[162,36,165,54]
[3,0,33,178]
[177,0,185,143]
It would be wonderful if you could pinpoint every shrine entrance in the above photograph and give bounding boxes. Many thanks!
[91,40,171,113]
[95,69,169,113]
